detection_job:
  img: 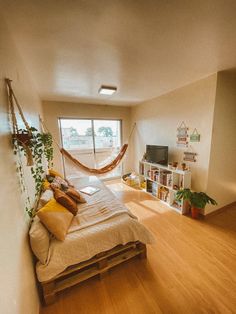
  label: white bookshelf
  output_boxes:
[139,161,191,214]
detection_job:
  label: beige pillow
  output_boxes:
[37,189,54,210]
[37,198,73,241]
[29,216,50,264]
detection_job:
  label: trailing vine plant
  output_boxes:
[13,126,53,217]
[13,139,32,217]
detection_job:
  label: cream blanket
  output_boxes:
[36,177,154,282]
[69,181,136,233]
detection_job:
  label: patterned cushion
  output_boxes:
[51,176,69,190]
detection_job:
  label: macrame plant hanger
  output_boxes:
[5,78,34,166]
[39,116,136,175]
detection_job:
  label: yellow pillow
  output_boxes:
[49,169,64,178]
[37,198,73,241]
[42,179,51,191]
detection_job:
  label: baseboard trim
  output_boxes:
[204,201,236,218]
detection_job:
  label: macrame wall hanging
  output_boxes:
[183,146,197,162]
[177,121,189,147]
[190,128,200,142]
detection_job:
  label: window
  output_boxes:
[59,118,122,179]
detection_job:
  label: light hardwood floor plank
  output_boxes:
[40,180,236,314]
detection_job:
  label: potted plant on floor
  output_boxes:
[176,188,217,218]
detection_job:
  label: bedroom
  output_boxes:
[0,1,236,314]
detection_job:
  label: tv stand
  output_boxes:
[139,161,191,214]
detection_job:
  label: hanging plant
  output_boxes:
[6,78,54,217]
[12,126,54,216]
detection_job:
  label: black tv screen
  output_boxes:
[146,145,168,165]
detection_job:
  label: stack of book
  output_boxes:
[159,171,172,186]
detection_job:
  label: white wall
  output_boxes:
[42,101,132,176]
[206,71,236,214]
[0,17,41,314]
[130,75,217,192]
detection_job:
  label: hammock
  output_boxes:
[60,144,128,174]
[40,117,135,175]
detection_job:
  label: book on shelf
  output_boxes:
[147,169,159,181]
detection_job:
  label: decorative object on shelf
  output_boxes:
[142,152,147,161]
[190,128,200,142]
[176,188,217,219]
[183,146,197,162]
[181,162,187,171]
[172,161,178,169]
[177,121,189,147]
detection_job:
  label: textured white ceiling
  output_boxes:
[2,0,236,105]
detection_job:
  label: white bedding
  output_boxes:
[36,176,154,282]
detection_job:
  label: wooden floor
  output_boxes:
[40,180,236,314]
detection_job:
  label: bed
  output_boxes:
[30,176,154,304]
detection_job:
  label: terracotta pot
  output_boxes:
[191,207,201,219]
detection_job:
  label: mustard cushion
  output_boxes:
[42,179,51,191]
[49,169,64,178]
[37,198,73,241]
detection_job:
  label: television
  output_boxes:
[146,145,168,165]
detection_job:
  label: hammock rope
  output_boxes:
[39,116,136,174]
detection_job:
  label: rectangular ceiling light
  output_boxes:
[99,85,117,95]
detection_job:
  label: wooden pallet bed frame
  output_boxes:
[41,241,147,305]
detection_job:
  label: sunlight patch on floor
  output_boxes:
[139,200,171,214]
[107,182,137,192]
[125,201,157,219]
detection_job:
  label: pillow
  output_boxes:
[46,175,55,183]
[53,188,78,215]
[42,179,51,191]
[51,176,69,190]
[37,198,73,241]
[29,216,50,264]
[49,169,64,178]
[66,187,86,204]
[38,189,54,210]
